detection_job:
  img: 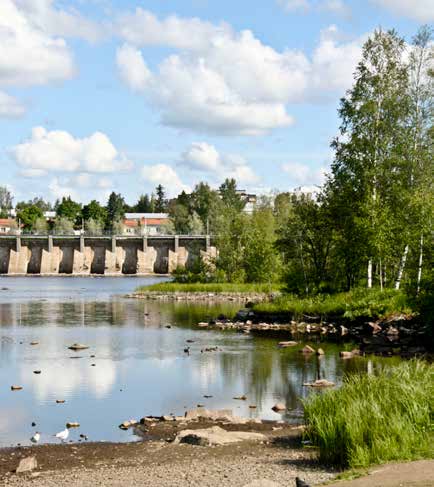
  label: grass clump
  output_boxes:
[303,360,434,468]
[136,282,284,294]
[254,288,411,320]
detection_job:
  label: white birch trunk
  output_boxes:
[379,258,383,291]
[417,235,424,294]
[395,244,409,290]
[367,259,372,289]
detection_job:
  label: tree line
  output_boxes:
[0,27,432,298]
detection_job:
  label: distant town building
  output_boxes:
[0,219,17,234]
[123,213,169,236]
[236,190,257,214]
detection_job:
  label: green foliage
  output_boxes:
[82,200,107,225]
[254,288,411,320]
[155,184,167,212]
[0,186,13,217]
[85,218,104,236]
[303,360,434,467]
[53,216,75,235]
[16,205,43,231]
[106,192,126,229]
[219,178,245,212]
[56,196,82,224]
[137,281,284,294]
[134,193,154,212]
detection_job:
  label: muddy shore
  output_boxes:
[0,421,337,487]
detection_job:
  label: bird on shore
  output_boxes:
[183,346,190,355]
[296,478,311,487]
[54,427,69,442]
[30,432,40,444]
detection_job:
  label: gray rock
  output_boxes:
[174,426,266,446]
[16,456,37,474]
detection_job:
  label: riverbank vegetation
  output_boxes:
[137,282,284,294]
[303,360,434,468]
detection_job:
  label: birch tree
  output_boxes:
[330,29,409,289]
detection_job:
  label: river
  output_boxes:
[0,276,399,447]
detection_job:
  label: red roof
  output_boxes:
[0,219,15,226]
[123,218,168,227]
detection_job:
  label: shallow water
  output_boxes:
[0,277,400,447]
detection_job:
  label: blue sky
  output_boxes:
[0,0,431,205]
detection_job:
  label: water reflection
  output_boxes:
[0,277,401,447]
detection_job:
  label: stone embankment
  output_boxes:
[127,291,275,302]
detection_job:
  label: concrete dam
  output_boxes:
[0,236,216,276]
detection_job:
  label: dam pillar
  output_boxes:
[8,237,30,274]
[40,236,61,274]
[137,236,157,274]
[104,236,125,275]
[72,236,92,274]
[200,236,217,269]
[168,235,188,272]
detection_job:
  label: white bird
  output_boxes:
[30,432,40,444]
[54,427,69,442]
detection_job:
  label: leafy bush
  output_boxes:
[303,360,434,467]
[136,281,284,294]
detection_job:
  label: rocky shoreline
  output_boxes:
[0,411,337,487]
[126,291,275,302]
[195,311,429,358]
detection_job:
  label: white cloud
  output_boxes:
[0,91,25,118]
[116,43,151,92]
[141,164,190,197]
[281,162,328,186]
[278,0,351,17]
[277,0,311,12]
[371,0,434,22]
[48,177,80,200]
[180,142,259,184]
[115,11,363,135]
[14,0,104,42]
[11,126,132,174]
[0,0,75,87]
[115,8,232,50]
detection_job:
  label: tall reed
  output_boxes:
[303,360,434,467]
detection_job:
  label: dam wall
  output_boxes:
[0,236,216,276]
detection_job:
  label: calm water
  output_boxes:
[0,277,397,447]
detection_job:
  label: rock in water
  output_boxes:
[278,341,297,348]
[68,343,89,351]
[316,348,325,355]
[300,345,315,354]
[296,478,311,487]
[11,385,22,391]
[16,456,37,474]
[340,351,353,359]
[272,403,286,412]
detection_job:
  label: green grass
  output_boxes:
[136,281,284,294]
[253,288,412,320]
[303,360,434,468]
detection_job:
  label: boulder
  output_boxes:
[278,341,297,348]
[272,403,286,412]
[16,456,37,474]
[174,426,266,446]
[316,348,325,355]
[340,351,354,359]
[300,345,315,354]
[197,322,209,328]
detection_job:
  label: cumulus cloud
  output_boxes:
[278,0,351,18]
[180,142,259,184]
[0,91,25,118]
[14,0,104,42]
[115,10,363,135]
[0,0,75,87]
[11,126,132,175]
[281,162,328,187]
[141,164,190,197]
[371,0,434,22]
[116,43,151,92]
